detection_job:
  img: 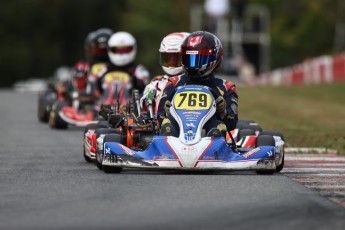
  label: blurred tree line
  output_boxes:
[0,0,344,87]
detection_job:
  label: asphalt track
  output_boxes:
[1,90,345,230]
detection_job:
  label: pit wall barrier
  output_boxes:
[256,53,345,86]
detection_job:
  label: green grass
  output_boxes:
[237,83,345,155]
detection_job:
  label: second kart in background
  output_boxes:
[83,31,150,162]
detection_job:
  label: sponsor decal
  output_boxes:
[186,123,196,128]
[267,151,273,157]
[242,148,260,159]
[105,147,111,155]
[182,111,201,115]
[182,146,197,152]
[184,130,196,141]
[231,103,238,115]
[86,139,92,146]
[153,155,175,160]
[186,50,199,55]
[120,145,136,156]
[187,35,203,47]
[202,156,216,160]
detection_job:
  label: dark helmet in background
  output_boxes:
[181,31,223,78]
[84,28,113,63]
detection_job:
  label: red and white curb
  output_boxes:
[282,152,345,208]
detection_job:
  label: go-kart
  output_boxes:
[37,79,70,123]
[99,85,285,174]
[49,72,131,129]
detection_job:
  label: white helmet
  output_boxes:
[159,32,190,76]
[107,31,137,66]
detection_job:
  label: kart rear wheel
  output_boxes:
[236,120,257,129]
[255,135,275,175]
[260,130,285,141]
[239,124,263,133]
[237,129,255,141]
[261,131,285,172]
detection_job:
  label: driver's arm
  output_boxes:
[222,84,238,131]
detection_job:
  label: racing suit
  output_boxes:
[97,62,149,97]
[97,62,150,122]
[157,73,238,136]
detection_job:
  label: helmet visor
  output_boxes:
[182,54,212,68]
[181,49,215,67]
[109,46,134,54]
[160,52,182,68]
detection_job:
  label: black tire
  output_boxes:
[260,130,285,172]
[240,124,263,133]
[38,89,57,123]
[98,134,123,173]
[95,128,121,138]
[49,101,68,129]
[236,119,256,129]
[95,150,103,170]
[260,130,285,141]
[94,128,121,167]
[83,123,108,135]
[237,129,255,141]
[38,97,49,122]
[276,154,285,173]
[98,120,109,127]
[255,135,275,175]
[103,165,123,173]
[83,147,93,163]
[103,133,122,144]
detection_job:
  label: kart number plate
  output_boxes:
[91,63,106,75]
[174,91,212,110]
[104,71,130,83]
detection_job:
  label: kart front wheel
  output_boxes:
[83,146,93,163]
[49,101,68,129]
[260,131,285,172]
[255,135,275,175]
[101,134,123,173]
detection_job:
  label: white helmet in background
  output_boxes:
[107,31,137,66]
[159,32,190,76]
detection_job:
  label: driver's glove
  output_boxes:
[215,96,227,120]
[164,100,172,117]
